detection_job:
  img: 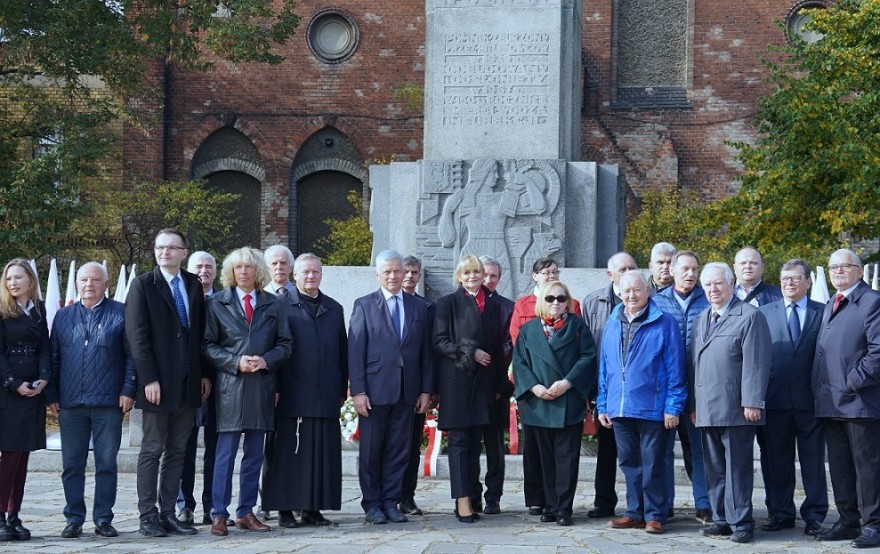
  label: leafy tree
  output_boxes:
[723,0,880,262]
[0,0,299,259]
[318,190,373,266]
[59,179,240,271]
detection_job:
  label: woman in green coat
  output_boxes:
[513,281,597,526]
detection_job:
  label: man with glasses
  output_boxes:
[581,252,638,519]
[812,249,880,548]
[757,259,827,536]
[126,229,210,537]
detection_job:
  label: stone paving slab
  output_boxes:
[0,471,849,554]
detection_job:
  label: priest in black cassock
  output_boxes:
[261,253,349,528]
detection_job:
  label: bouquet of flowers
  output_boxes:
[339,397,359,442]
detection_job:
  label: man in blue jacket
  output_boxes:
[597,271,686,535]
[48,262,137,539]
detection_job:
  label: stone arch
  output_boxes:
[191,127,265,253]
[289,127,367,257]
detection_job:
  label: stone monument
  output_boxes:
[369,0,624,299]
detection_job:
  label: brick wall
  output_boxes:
[122,0,794,242]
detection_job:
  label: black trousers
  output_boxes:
[137,406,194,518]
[471,424,505,504]
[447,426,483,500]
[593,420,618,510]
[521,423,545,508]
[534,423,581,516]
[357,400,414,512]
[764,409,828,523]
[179,400,218,515]
[401,412,427,503]
[822,418,880,529]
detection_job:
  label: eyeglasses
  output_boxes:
[544,295,568,304]
[828,263,860,272]
[780,276,806,284]
[538,270,560,277]
[154,245,186,252]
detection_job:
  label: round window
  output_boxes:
[307,10,359,63]
[785,1,832,45]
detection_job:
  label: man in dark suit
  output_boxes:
[758,259,827,536]
[348,250,434,525]
[692,262,771,544]
[473,255,515,515]
[398,255,436,517]
[812,249,880,549]
[126,228,210,537]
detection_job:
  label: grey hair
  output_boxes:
[264,244,295,266]
[479,255,502,274]
[375,249,403,272]
[701,262,735,283]
[403,255,422,271]
[77,261,109,282]
[607,252,637,272]
[651,242,677,260]
[294,252,322,272]
[830,248,862,267]
[187,251,216,272]
[619,270,647,288]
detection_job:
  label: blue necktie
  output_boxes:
[788,304,801,344]
[390,295,402,340]
[171,275,190,331]
[707,312,719,335]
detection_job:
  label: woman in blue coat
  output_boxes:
[513,281,596,527]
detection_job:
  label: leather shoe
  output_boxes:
[610,516,646,529]
[278,511,299,528]
[645,520,664,534]
[817,522,861,541]
[701,522,733,537]
[557,513,573,527]
[0,522,13,541]
[6,516,30,541]
[210,515,228,537]
[761,516,795,532]
[61,522,83,539]
[94,522,118,537]
[540,513,557,523]
[383,506,408,523]
[483,501,500,515]
[528,506,544,516]
[804,520,824,536]
[236,513,271,532]
[398,499,423,516]
[852,527,880,549]
[730,530,754,543]
[365,506,387,525]
[177,508,194,525]
[161,513,197,535]
[695,508,713,524]
[588,506,615,518]
[301,510,333,526]
[139,515,167,537]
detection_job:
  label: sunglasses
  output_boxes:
[544,295,568,304]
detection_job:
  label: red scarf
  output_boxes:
[465,287,486,314]
[542,313,567,339]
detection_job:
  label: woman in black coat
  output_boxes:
[0,259,50,541]
[202,247,293,535]
[433,255,509,523]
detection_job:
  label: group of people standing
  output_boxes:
[0,231,878,550]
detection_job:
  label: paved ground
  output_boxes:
[5,469,852,553]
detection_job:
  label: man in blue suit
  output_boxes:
[758,259,827,536]
[348,250,434,525]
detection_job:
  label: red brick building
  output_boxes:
[122,0,829,254]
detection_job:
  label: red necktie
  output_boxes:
[832,293,844,314]
[244,294,254,324]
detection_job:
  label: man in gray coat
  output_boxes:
[691,262,771,544]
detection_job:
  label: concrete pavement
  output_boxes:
[6,465,849,553]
